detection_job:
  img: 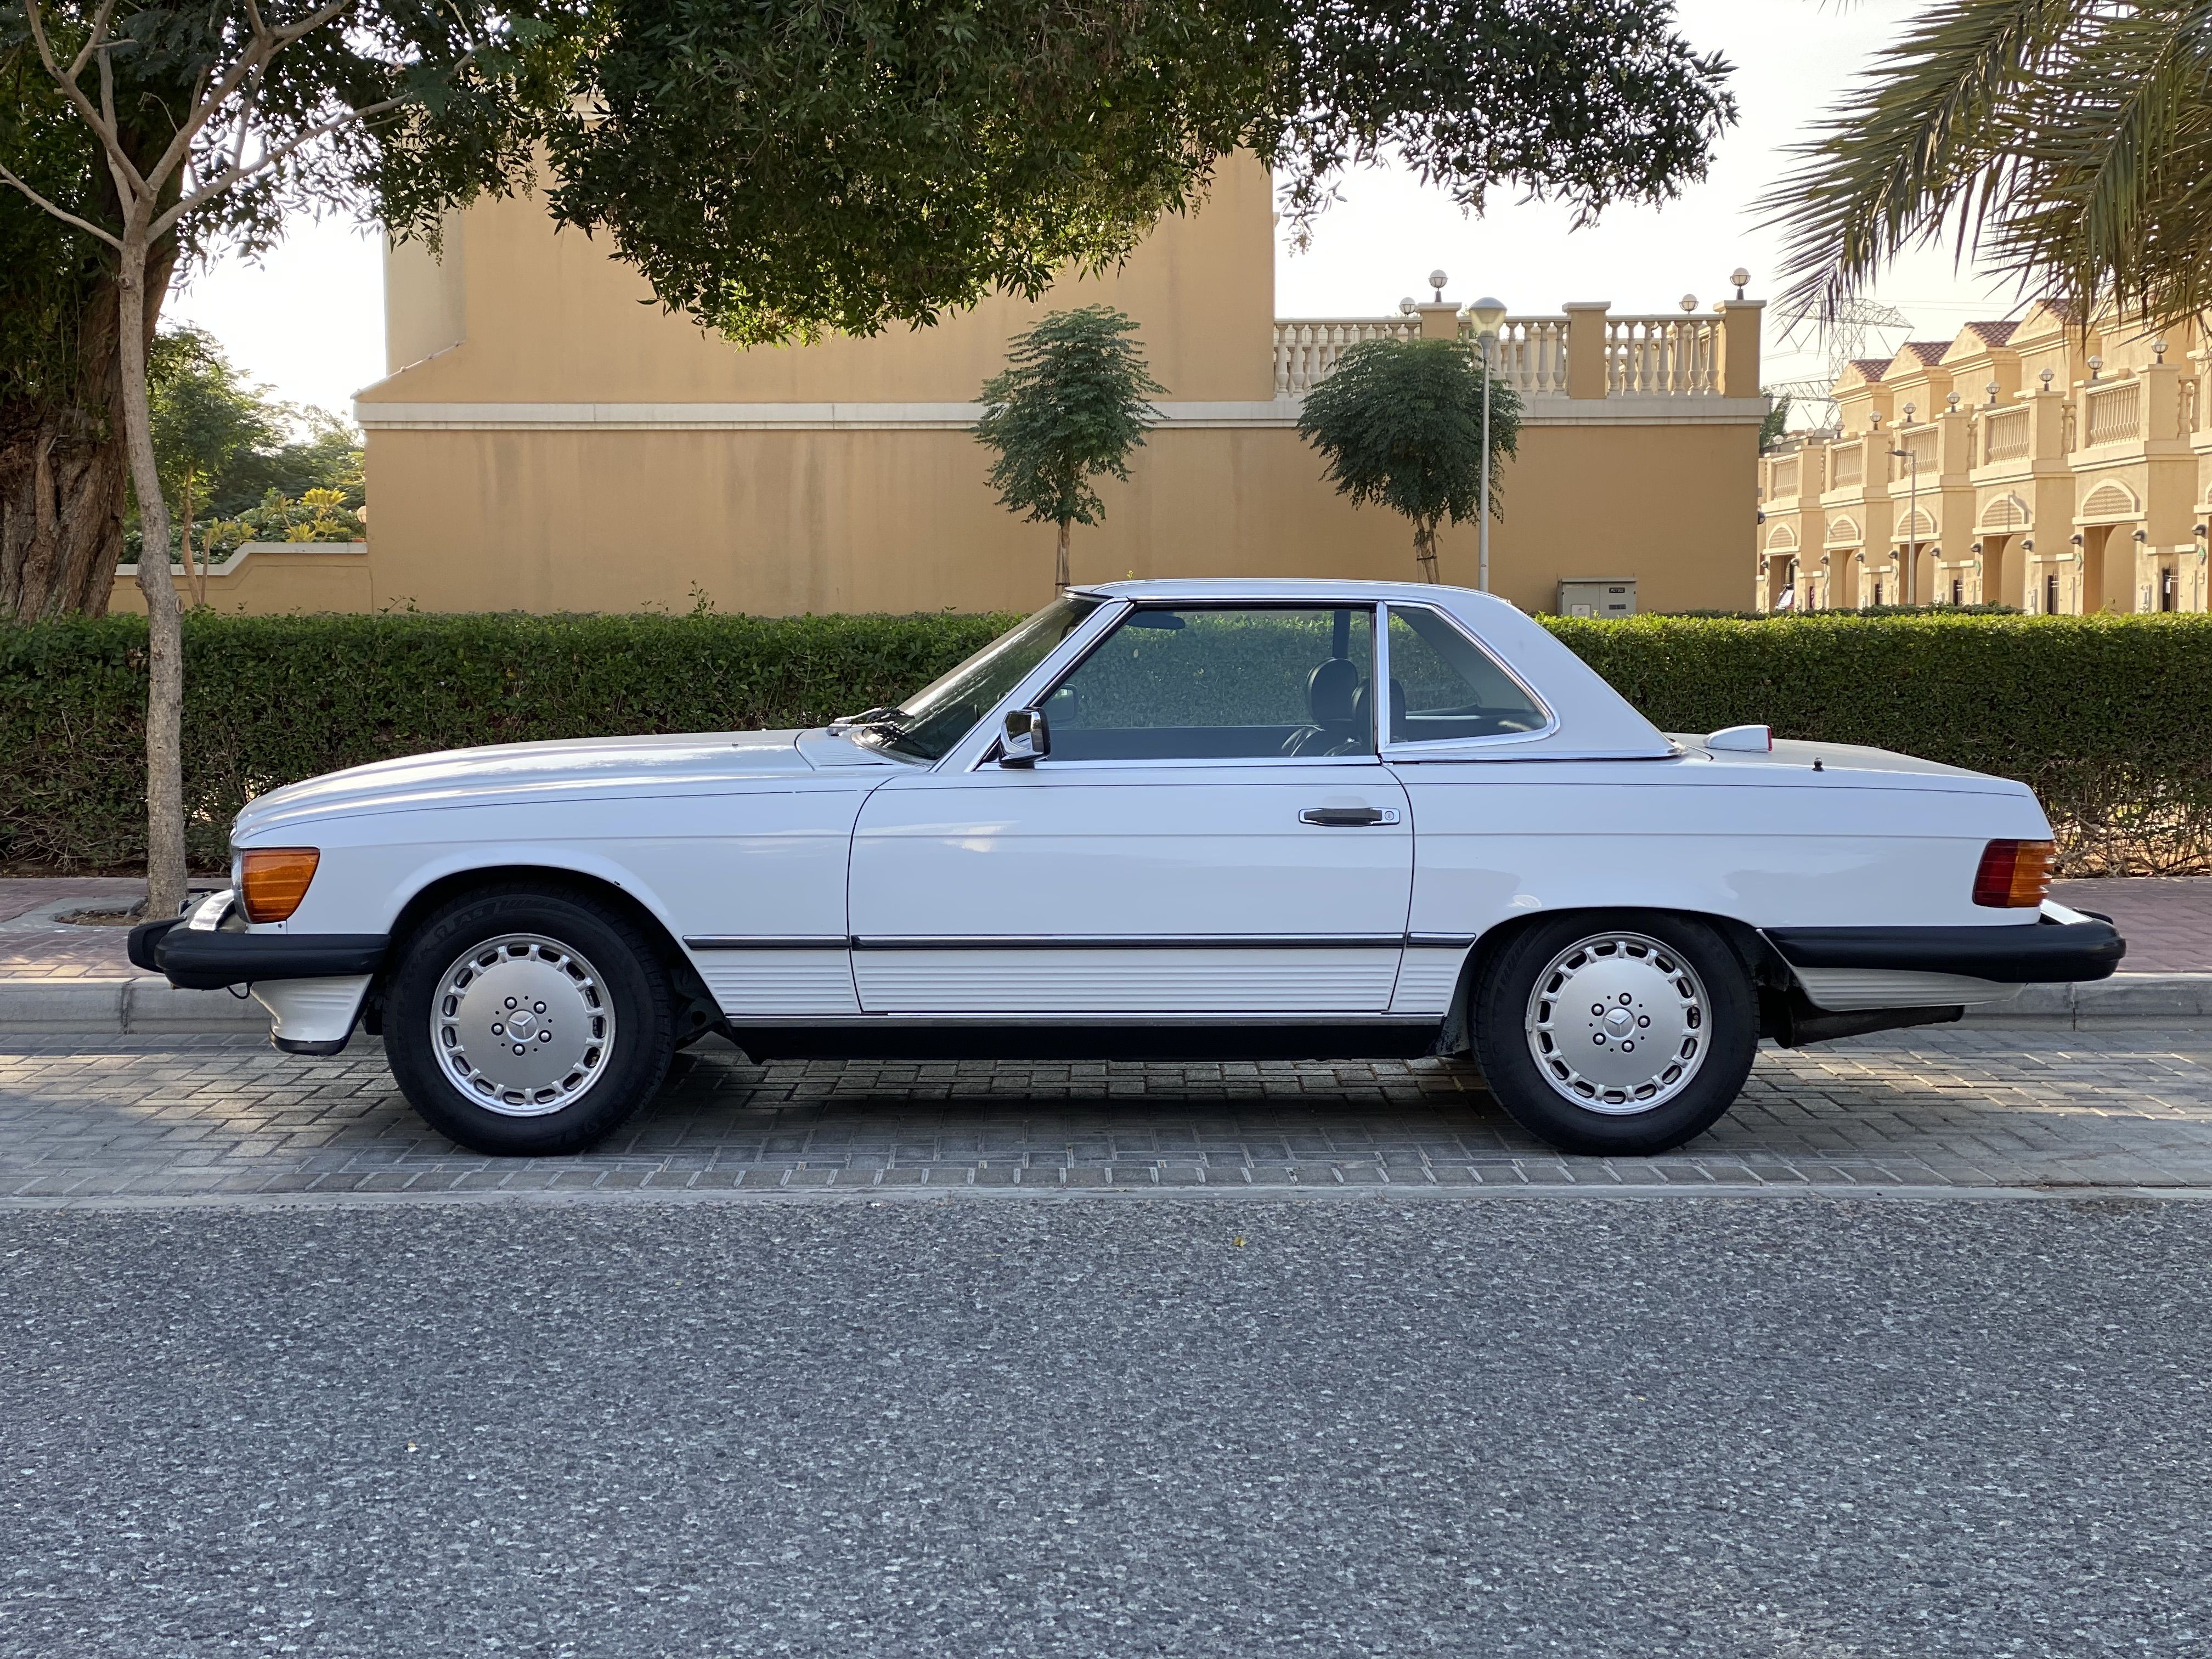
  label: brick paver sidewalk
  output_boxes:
[4,1027,2211,1200]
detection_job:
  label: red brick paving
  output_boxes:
[2050,878,2212,973]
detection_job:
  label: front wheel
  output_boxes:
[384,887,676,1155]
[1472,915,1757,1156]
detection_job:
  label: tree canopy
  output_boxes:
[1296,337,1521,583]
[140,325,362,556]
[1758,0,2212,332]
[549,0,1736,345]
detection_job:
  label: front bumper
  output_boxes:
[127,894,388,1057]
[128,915,388,990]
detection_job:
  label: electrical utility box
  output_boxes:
[1557,579,1637,619]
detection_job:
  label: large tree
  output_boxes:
[1759,0,2212,331]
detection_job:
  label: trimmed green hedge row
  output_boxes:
[4,610,2205,874]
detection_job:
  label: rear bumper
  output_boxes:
[1765,909,2125,986]
[128,916,388,991]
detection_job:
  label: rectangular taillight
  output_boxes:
[1972,839,2053,909]
[238,847,320,922]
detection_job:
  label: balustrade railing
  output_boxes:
[1272,318,1419,396]
[1271,311,1728,399]
[1829,440,1864,489]
[1892,426,1936,480]
[1605,315,1719,396]
[2085,380,2141,446]
[1471,318,1571,397]
[1767,456,1799,500]
[1982,407,2029,462]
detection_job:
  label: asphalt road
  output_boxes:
[3,1195,2208,1657]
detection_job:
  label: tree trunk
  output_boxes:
[179,470,202,608]
[115,227,189,917]
[0,414,127,619]
[0,245,175,622]
[1055,520,1071,591]
[1414,522,1439,584]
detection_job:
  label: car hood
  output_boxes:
[232,727,891,837]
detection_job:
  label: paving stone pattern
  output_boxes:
[5,1029,2212,1200]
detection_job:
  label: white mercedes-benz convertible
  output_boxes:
[133,579,2123,1157]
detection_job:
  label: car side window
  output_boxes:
[1042,606,1376,761]
[1382,606,1549,744]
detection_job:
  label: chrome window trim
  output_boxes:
[1376,601,1560,755]
[994,752,1391,774]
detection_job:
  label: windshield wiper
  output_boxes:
[828,706,906,732]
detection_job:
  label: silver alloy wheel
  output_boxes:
[1524,931,1708,1115]
[432,933,616,1117]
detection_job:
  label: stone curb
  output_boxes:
[2,972,2209,1038]
[1959,973,2212,1028]
[0,977,267,1036]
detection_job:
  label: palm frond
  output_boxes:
[1757,0,2079,324]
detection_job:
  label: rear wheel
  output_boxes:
[385,887,675,1155]
[1472,914,1757,1155]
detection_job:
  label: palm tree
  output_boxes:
[1759,0,2212,332]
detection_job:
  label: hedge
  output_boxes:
[4,610,2206,875]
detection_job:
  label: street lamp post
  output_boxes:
[1468,296,1508,593]
[1889,400,1920,606]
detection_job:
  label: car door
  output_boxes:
[1375,600,1561,1018]
[848,603,1413,1015]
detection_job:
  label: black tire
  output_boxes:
[1472,912,1757,1156]
[384,885,676,1155]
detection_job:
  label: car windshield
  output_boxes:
[853,596,1102,762]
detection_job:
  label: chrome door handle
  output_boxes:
[1299,806,1401,826]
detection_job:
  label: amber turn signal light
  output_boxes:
[238,848,320,923]
[1972,839,2053,909]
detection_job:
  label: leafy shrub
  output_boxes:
[4,608,2207,874]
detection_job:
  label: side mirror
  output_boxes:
[1000,707,1050,768]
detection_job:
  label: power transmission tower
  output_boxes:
[1770,298,1915,431]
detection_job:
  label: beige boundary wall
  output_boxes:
[107,543,372,614]
[121,157,1767,617]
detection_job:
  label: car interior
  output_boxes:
[1034,602,1546,762]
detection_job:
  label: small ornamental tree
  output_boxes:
[974,307,1164,591]
[1297,338,1521,583]
[146,326,279,604]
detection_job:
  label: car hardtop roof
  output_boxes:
[1071,578,1519,611]
[1070,577,1674,761]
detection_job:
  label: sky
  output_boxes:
[165,0,2021,422]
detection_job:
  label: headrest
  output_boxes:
[1307,657,1361,725]
[1351,677,1406,740]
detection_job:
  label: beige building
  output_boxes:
[1759,302,2210,613]
[119,159,1769,618]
